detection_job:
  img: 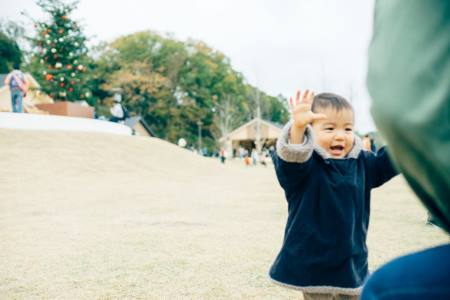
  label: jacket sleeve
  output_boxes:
[367,146,399,189]
[273,121,314,192]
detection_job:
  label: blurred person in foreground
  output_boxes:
[360,1,450,299]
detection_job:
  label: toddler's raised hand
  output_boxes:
[288,90,327,144]
[289,90,326,129]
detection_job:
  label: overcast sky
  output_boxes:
[1,0,377,132]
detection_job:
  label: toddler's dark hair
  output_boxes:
[312,93,353,113]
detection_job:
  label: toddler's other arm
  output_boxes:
[368,147,399,188]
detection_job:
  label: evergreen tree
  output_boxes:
[30,0,90,102]
[0,32,22,73]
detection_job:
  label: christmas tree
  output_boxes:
[31,0,90,102]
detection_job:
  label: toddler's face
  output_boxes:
[311,107,355,158]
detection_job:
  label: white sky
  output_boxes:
[0,0,376,132]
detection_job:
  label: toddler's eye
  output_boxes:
[325,127,334,131]
[345,128,353,132]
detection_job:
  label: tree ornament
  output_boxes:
[45,74,53,81]
[51,48,57,53]
[55,62,62,68]
[77,65,83,70]
[60,83,65,87]
[60,77,65,82]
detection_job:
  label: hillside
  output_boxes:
[0,129,447,299]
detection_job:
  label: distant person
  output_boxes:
[362,134,377,153]
[238,146,245,160]
[219,148,227,164]
[362,134,372,152]
[260,150,268,167]
[4,64,29,113]
[269,90,398,300]
[360,1,450,299]
[244,150,251,166]
[251,148,258,165]
[109,96,127,122]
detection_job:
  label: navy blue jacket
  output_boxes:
[269,124,398,293]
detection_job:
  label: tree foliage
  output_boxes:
[0,20,25,73]
[94,31,288,149]
[0,32,22,73]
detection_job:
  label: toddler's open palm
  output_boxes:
[289,90,326,128]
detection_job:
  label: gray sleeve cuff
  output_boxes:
[276,121,314,163]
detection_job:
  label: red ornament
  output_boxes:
[66,64,72,70]
[45,74,53,81]
[60,83,65,87]
[70,81,75,85]
[58,29,64,34]
[68,88,73,92]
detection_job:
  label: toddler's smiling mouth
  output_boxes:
[330,145,344,151]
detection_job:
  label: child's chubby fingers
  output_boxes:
[295,90,302,106]
[303,90,315,104]
[301,89,310,103]
[289,96,294,111]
